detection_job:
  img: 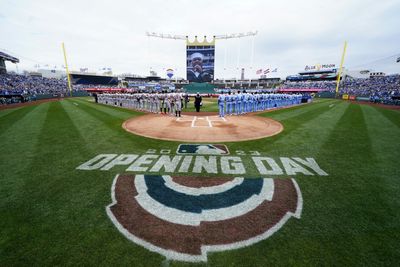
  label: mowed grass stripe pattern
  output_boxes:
[0,103,49,209]
[0,100,163,266]
[211,101,400,267]
[67,98,181,154]
[0,98,399,266]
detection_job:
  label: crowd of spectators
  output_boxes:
[280,80,337,91]
[73,84,121,90]
[74,83,176,92]
[0,73,76,105]
[1,72,399,106]
[340,75,400,104]
[0,73,69,95]
[280,75,400,105]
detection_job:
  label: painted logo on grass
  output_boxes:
[106,174,302,262]
[177,144,229,155]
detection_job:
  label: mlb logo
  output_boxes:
[177,144,229,155]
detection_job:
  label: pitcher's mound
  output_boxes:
[123,113,283,142]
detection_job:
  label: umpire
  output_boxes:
[194,92,202,112]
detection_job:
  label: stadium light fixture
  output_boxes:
[146,31,258,40]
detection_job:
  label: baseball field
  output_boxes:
[1,97,399,266]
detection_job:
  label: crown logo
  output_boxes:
[186,36,216,46]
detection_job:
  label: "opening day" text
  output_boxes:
[77,154,329,176]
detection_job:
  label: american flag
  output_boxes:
[264,69,270,74]
[256,69,262,74]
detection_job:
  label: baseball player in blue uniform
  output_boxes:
[237,91,244,115]
[231,91,237,115]
[266,93,272,109]
[251,93,255,112]
[226,92,232,115]
[243,92,249,113]
[218,92,226,117]
[259,93,264,110]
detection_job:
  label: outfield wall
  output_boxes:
[35,91,88,100]
[184,83,216,94]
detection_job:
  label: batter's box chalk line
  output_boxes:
[176,116,228,128]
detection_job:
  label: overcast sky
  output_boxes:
[1,0,399,79]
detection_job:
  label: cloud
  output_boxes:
[1,0,399,77]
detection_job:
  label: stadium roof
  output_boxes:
[0,51,19,63]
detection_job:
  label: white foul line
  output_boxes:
[191,116,197,128]
[206,116,213,128]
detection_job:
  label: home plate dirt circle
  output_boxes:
[122,113,283,142]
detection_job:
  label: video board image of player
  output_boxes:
[186,46,214,83]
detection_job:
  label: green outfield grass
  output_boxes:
[1,97,399,266]
[183,96,219,112]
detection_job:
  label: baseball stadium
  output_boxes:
[1,1,400,266]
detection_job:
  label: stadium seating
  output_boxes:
[279,75,400,105]
[0,73,87,104]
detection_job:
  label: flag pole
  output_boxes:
[62,42,73,97]
[335,41,347,97]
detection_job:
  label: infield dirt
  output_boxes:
[122,113,284,142]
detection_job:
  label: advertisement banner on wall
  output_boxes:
[304,64,336,72]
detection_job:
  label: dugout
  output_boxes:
[0,93,32,105]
